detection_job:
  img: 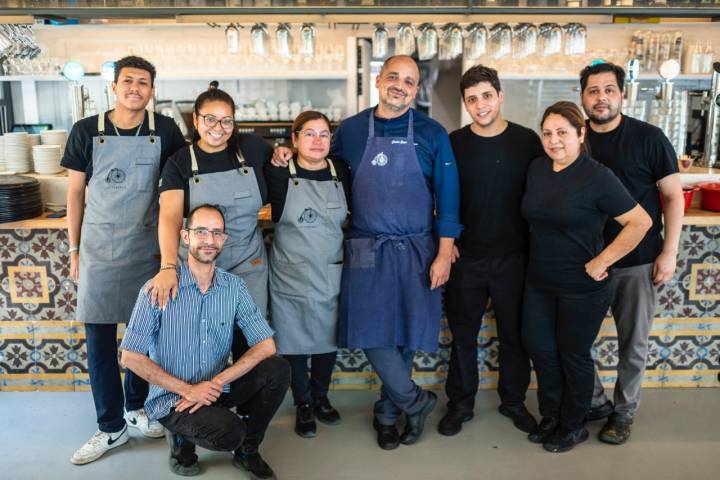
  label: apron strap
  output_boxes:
[327,158,339,188]
[189,145,200,184]
[289,159,299,186]
[407,109,414,140]
[97,112,106,142]
[235,148,250,176]
[368,108,375,139]
[148,110,156,143]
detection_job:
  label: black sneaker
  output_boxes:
[313,396,341,425]
[165,430,200,476]
[372,418,400,451]
[294,403,317,438]
[399,391,437,445]
[232,452,276,480]
[599,415,633,445]
[437,410,474,436]
[498,404,538,433]
[586,400,614,422]
[528,417,560,444]
[542,427,589,453]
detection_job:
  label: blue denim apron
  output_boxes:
[338,109,441,352]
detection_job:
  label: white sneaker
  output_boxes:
[124,408,165,438]
[70,426,129,465]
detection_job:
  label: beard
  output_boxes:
[586,103,621,125]
[189,244,220,264]
[382,88,409,112]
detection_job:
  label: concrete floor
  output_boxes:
[1,389,719,480]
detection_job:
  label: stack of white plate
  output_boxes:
[40,130,68,152]
[32,145,63,174]
[0,136,5,172]
[28,133,41,146]
[4,132,31,173]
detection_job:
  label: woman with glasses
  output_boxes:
[520,101,651,453]
[265,111,351,439]
[147,83,273,364]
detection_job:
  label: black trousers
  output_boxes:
[521,281,610,430]
[158,356,290,458]
[85,322,148,433]
[444,252,531,412]
[284,351,338,406]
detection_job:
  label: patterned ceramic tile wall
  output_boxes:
[1,225,718,391]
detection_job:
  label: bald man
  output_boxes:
[274,55,462,449]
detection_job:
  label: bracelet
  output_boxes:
[159,265,177,272]
[68,246,79,254]
[160,263,176,269]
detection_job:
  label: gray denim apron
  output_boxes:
[77,110,162,324]
[269,159,347,354]
[178,143,268,314]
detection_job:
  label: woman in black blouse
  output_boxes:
[521,101,651,453]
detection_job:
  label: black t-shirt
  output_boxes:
[61,110,187,183]
[521,154,637,293]
[450,122,544,258]
[264,158,352,223]
[587,115,678,268]
[159,134,272,216]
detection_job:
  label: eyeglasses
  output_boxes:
[185,227,228,241]
[198,114,235,130]
[296,129,332,141]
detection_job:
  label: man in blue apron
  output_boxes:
[62,56,186,465]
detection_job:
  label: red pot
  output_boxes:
[699,182,720,212]
[659,186,698,213]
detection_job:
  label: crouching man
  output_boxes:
[121,203,290,478]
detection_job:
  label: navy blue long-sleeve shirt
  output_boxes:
[329,107,462,238]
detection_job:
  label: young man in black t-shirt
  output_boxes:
[579,62,683,445]
[438,65,544,437]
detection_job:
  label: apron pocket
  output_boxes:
[135,161,157,192]
[81,222,114,261]
[271,261,307,298]
[344,238,375,268]
[326,263,343,296]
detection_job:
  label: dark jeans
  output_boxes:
[85,322,148,433]
[159,356,290,458]
[284,351,337,406]
[444,252,530,413]
[521,281,610,430]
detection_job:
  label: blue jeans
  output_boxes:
[364,346,430,426]
[85,322,148,433]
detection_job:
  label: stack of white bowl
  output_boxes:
[40,130,68,152]
[4,132,31,173]
[32,145,63,174]
[0,136,5,171]
[28,133,41,147]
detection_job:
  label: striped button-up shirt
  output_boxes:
[120,261,274,420]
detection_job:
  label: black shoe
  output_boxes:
[165,430,200,476]
[372,417,400,450]
[232,452,276,480]
[437,410,474,436]
[528,417,560,444]
[598,415,633,445]
[498,404,539,434]
[586,400,614,422]
[294,403,317,438]
[542,427,589,453]
[313,396,341,425]
[400,391,438,445]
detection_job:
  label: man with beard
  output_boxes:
[579,62,683,445]
[438,65,544,437]
[63,56,187,465]
[273,54,462,450]
[121,204,290,478]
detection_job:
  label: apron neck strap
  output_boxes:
[407,109,414,140]
[235,148,249,176]
[289,159,299,186]
[97,112,106,137]
[327,158,339,188]
[189,144,200,184]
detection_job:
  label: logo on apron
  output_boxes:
[106,168,127,186]
[298,207,319,224]
[370,152,388,167]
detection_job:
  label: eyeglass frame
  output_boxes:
[184,227,229,241]
[295,128,332,141]
[197,113,235,130]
